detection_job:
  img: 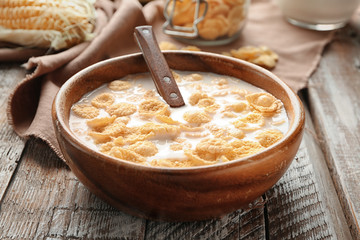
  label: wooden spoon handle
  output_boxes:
[134,25,185,107]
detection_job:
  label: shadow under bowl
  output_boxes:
[52,51,305,221]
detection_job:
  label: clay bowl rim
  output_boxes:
[53,51,305,174]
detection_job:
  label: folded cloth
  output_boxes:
[3,0,333,161]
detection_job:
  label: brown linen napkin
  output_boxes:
[5,0,147,160]
[3,0,334,161]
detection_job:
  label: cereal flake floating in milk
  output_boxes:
[69,71,289,168]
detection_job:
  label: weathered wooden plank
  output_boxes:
[308,25,360,239]
[0,138,146,239]
[0,32,357,239]
[142,104,350,239]
[301,95,353,240]
[266,100,352,239]
[144,198,265,240]
[0,92,350,239]
[238,200,266,240]
[0,63,26,202]
[266,141,334,239]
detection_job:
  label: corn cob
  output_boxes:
[0,0,96,50]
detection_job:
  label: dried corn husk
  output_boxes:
[0,0,96,50]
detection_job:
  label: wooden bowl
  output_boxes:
[52,51,305,221]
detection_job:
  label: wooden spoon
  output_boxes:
[134,25,185,107]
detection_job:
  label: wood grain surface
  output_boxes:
[0,25,358,239]
[0,64,26,203]
[308,25,360,239]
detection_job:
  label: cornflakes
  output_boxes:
[151,158,194,168]
[231,128,245,139]
[209,2,230,17]
[198,15,230,40]
[91,93,115,108]
[246,92,282,114]
[106,103,137,117]
[272,119,286,126]
[115,116,130,125]
[125,132,155,145]
[159,41,178,51]
[86,116,116,131]
[88,131,111,144]
[138,123,181,139]
[184,73,203,81]
[205,124,231,139]
[203,104,220,113]
[226,101,248,112]
[180,125,205,132]
[193,138,234,161]
[158,44,278,70]
[189,92,209,105]
[252,55,278,70]
[172,70,182,83]
[69,70,288,168]
[185,132,210,138]
[126,95,142,102]
[155,115,181,125]
[255,129,284,148]
[227,46,279,69]
[197,138,231,155]
[128,141,158,157]
[158,41,201,52]
[102,121,127,137]
[170,143,183,151]
[214,78,229,86]
[231,140,264,158]
[232,113,265,131]
[144,90,157,99]
[109,147,145,163]
[240,112,264,125]
[108,80,132,91]
[231,89,249,99]
[174,138,187,143]
[98,137,123,154]
[222,112,237,118]
[139,99,170,116]
[168,0,198,26]
[72,104,99,119]
[99,142,114,153]
[211,90,228,97]
[165,0,247,40]
[113,136,125,146]
[184,150,217,166]
[227,4,245,36]
[198,97,216,108]
[183,110,212,124]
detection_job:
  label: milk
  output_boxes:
[69,71,289,166]
[275,0,360,30]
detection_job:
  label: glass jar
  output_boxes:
[163,0,250,46]
[276,0,360,31]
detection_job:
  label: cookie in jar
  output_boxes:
[163,0,250,46]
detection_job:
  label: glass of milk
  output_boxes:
[275,0,360,31]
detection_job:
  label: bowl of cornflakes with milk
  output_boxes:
[52,48,305,221]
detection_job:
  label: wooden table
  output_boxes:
[1,24,359,240]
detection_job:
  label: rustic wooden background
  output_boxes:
[0,19,359,240]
